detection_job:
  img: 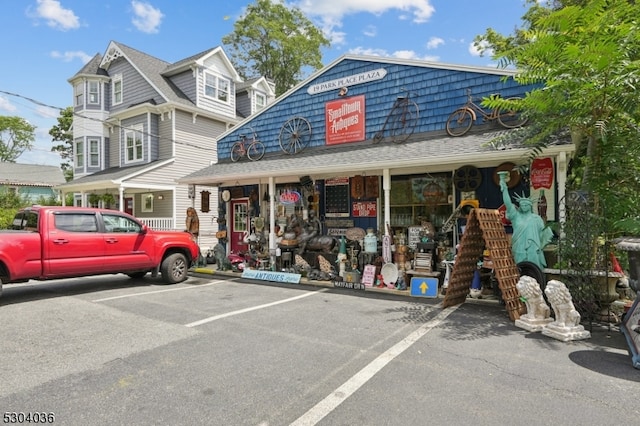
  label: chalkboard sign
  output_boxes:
[325,177,350,217]
[362,264,377,287]
[408,226,422,249]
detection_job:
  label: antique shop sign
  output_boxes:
[307,68,387,95]
[242,269,301,284]
[325,95,366,145]
[352,201,377,217]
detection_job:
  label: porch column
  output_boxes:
[269,177,276,262]
[556,151,568,234]
[383,168,391,236]
[119,186,125,212]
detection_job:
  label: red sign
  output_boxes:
[325,95,366,145]
[531,157,554,189]
[498,204,511,225]
[352,201,377,217]
[279,190,301,204]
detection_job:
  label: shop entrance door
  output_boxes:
[230,198,249,253]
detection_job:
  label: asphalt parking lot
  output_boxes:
[1,273,639,425]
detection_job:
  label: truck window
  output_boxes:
[11,211,38,231]
[102,213,142,233]
[54,214,98,233]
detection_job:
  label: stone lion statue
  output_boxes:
[545,279,581,328]
[516,275,550,321]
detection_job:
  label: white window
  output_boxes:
[255,92,266,110]
[125,126,143,162]
[204,72,230,103]
[74,83,83,106]
[88,81,99,104]
[88,138,100,167]
[75,141,84,168]
[112,75,123,105]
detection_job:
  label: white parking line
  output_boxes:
[289,303,460,426]
[185,288,329,327]
[92,279,228,302]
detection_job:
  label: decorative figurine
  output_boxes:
[514,275,553,332]
[542,280,591,341]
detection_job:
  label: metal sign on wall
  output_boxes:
[325,95,366,145]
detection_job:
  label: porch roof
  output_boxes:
[179,128,575,187]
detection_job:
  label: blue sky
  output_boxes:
[0,0,531,167]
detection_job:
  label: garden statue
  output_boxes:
[286,212,336,254]
[542,280,591,341]
[213,242,232,271]
[499,171,553,270]
[514,275,553,332]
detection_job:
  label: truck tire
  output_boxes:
[161,253,189,284]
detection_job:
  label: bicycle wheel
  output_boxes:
[230,142,244,162]
[497,97,528,129]
[247,140,265,161]
[446,108,473,137]
[279,117,312,154]
[388,100,419,144]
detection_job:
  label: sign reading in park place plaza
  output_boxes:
[307,68,388,95]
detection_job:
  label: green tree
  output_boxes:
[0,116,36,162]
[49,106,74,181]
[222,0,330,96]
[475,0,640,236]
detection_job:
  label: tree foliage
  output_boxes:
[475,0,640,236]
[222,0,330,96]
[49,106,74,181]
[0,116,36,162]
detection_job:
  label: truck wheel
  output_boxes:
[161,253,189,284]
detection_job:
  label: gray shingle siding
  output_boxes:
[170,70,197,103]
[108,57,165,113]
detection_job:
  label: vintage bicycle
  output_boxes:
[230,126,265,162]
[445,89,528,137]
[373,89,419,144]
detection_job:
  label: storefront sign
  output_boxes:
[325,95,366,145]
[333,278,366,290]
[531,157,554,189]
[307,68,387,95]
[279,190,301,204]
[241,269,301,284]
[352,201,377,217]
[361,265,377,287]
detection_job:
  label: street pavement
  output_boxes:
[1,272,638,425]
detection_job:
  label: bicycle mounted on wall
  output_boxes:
[373,88,420,144]
[230,126,265,162]
[445,89,528,137]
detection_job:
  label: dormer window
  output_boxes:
[204,71,230,103]
[112,75,123,105]
[88,81,100,105]
[255,92,266,110]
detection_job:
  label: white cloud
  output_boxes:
[363,25,377,37]
[131,1,164,34]
[0,96,18,113]
[426,36,444,50]
[31,0,80,31]
[50,50,93,64]
[469,40,492,57]
[294,0,435,39]
[347,47,438,62]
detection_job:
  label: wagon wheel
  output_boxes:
[279,117,312,154]
[453,165,482,192]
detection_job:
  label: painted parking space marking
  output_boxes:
[185,288,329,328]
[92,279,228,302]
[290,303,460,426]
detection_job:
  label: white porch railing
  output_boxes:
[140,217,176,231]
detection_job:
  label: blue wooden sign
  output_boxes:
[242,269,301,284]
[410,277,438,298]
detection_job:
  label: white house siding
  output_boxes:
[108,58,166,114]
[73,109,109,176]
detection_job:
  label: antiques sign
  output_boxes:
[307,68,387,95]
[325,95,365,145]
[352,201,377,217]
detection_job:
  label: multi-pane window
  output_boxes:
[88,81,99,104]
[88,138,100,167]
[74,83,83,106]
[255,92,266,110]
[75,140,84,168]
[204,72,230,103]
[125,126,143,162]
[112,75,123,105]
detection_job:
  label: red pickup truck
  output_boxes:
[0,206,200,296]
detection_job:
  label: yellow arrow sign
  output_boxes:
[420,281,429,294]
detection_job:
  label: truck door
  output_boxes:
[101,212,155,271]
[44,212,107,277]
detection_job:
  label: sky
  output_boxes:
[0,0,533,167]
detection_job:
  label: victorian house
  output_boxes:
[57,41,275,250]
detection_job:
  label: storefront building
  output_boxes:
[181,55,574,272]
